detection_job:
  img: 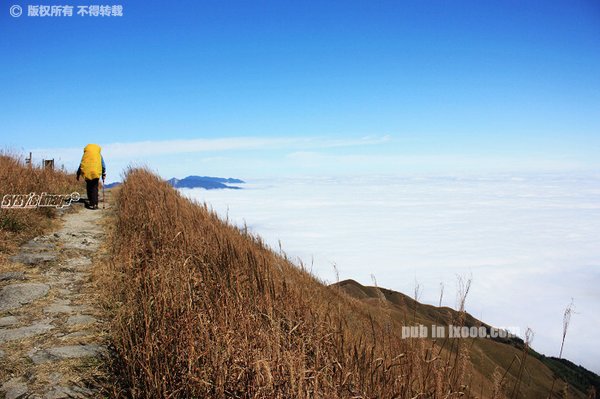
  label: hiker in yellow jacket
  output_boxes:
[76,144,106,210]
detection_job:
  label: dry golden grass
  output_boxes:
[105,168,475,398]
[0,153,83,254]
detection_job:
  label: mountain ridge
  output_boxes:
[104,175,245,190]
[334,278,600,397]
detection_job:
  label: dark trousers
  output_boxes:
[86,178,99,207]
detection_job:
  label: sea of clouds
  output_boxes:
[181,174,600,373]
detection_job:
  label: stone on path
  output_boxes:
[0,283,50,311]
[43,301,75,314]
[9,252,57,266]
[61,257,92,271]
[61,233,100,251]
[66,314,96,326]
[28,345,103,364]
[8,239,57,267]
[20,240,56,251]
[60,330,93,340]
[0,315,19,327]
[43,299,90,315]
[0,377,28,399]
[43,385,93,399]
[0,321,54,343]
[0,271,26,281]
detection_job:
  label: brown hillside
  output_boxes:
[335,279,596,399]
[103,168,596,398]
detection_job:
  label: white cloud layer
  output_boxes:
[182,174,600,374]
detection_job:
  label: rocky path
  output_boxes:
[0,199,110,398]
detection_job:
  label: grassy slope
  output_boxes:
[106,168,596,398]
[336,279,598,398]
[107,169,478,398]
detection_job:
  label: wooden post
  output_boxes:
[43,159,55,170]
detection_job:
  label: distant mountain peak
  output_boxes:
[104,175,245,190]
[168,175,245,190]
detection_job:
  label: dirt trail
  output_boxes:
[0,195,112,398]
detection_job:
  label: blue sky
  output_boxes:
[1,0,599,178]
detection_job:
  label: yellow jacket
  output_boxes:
[78,144,105,180]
